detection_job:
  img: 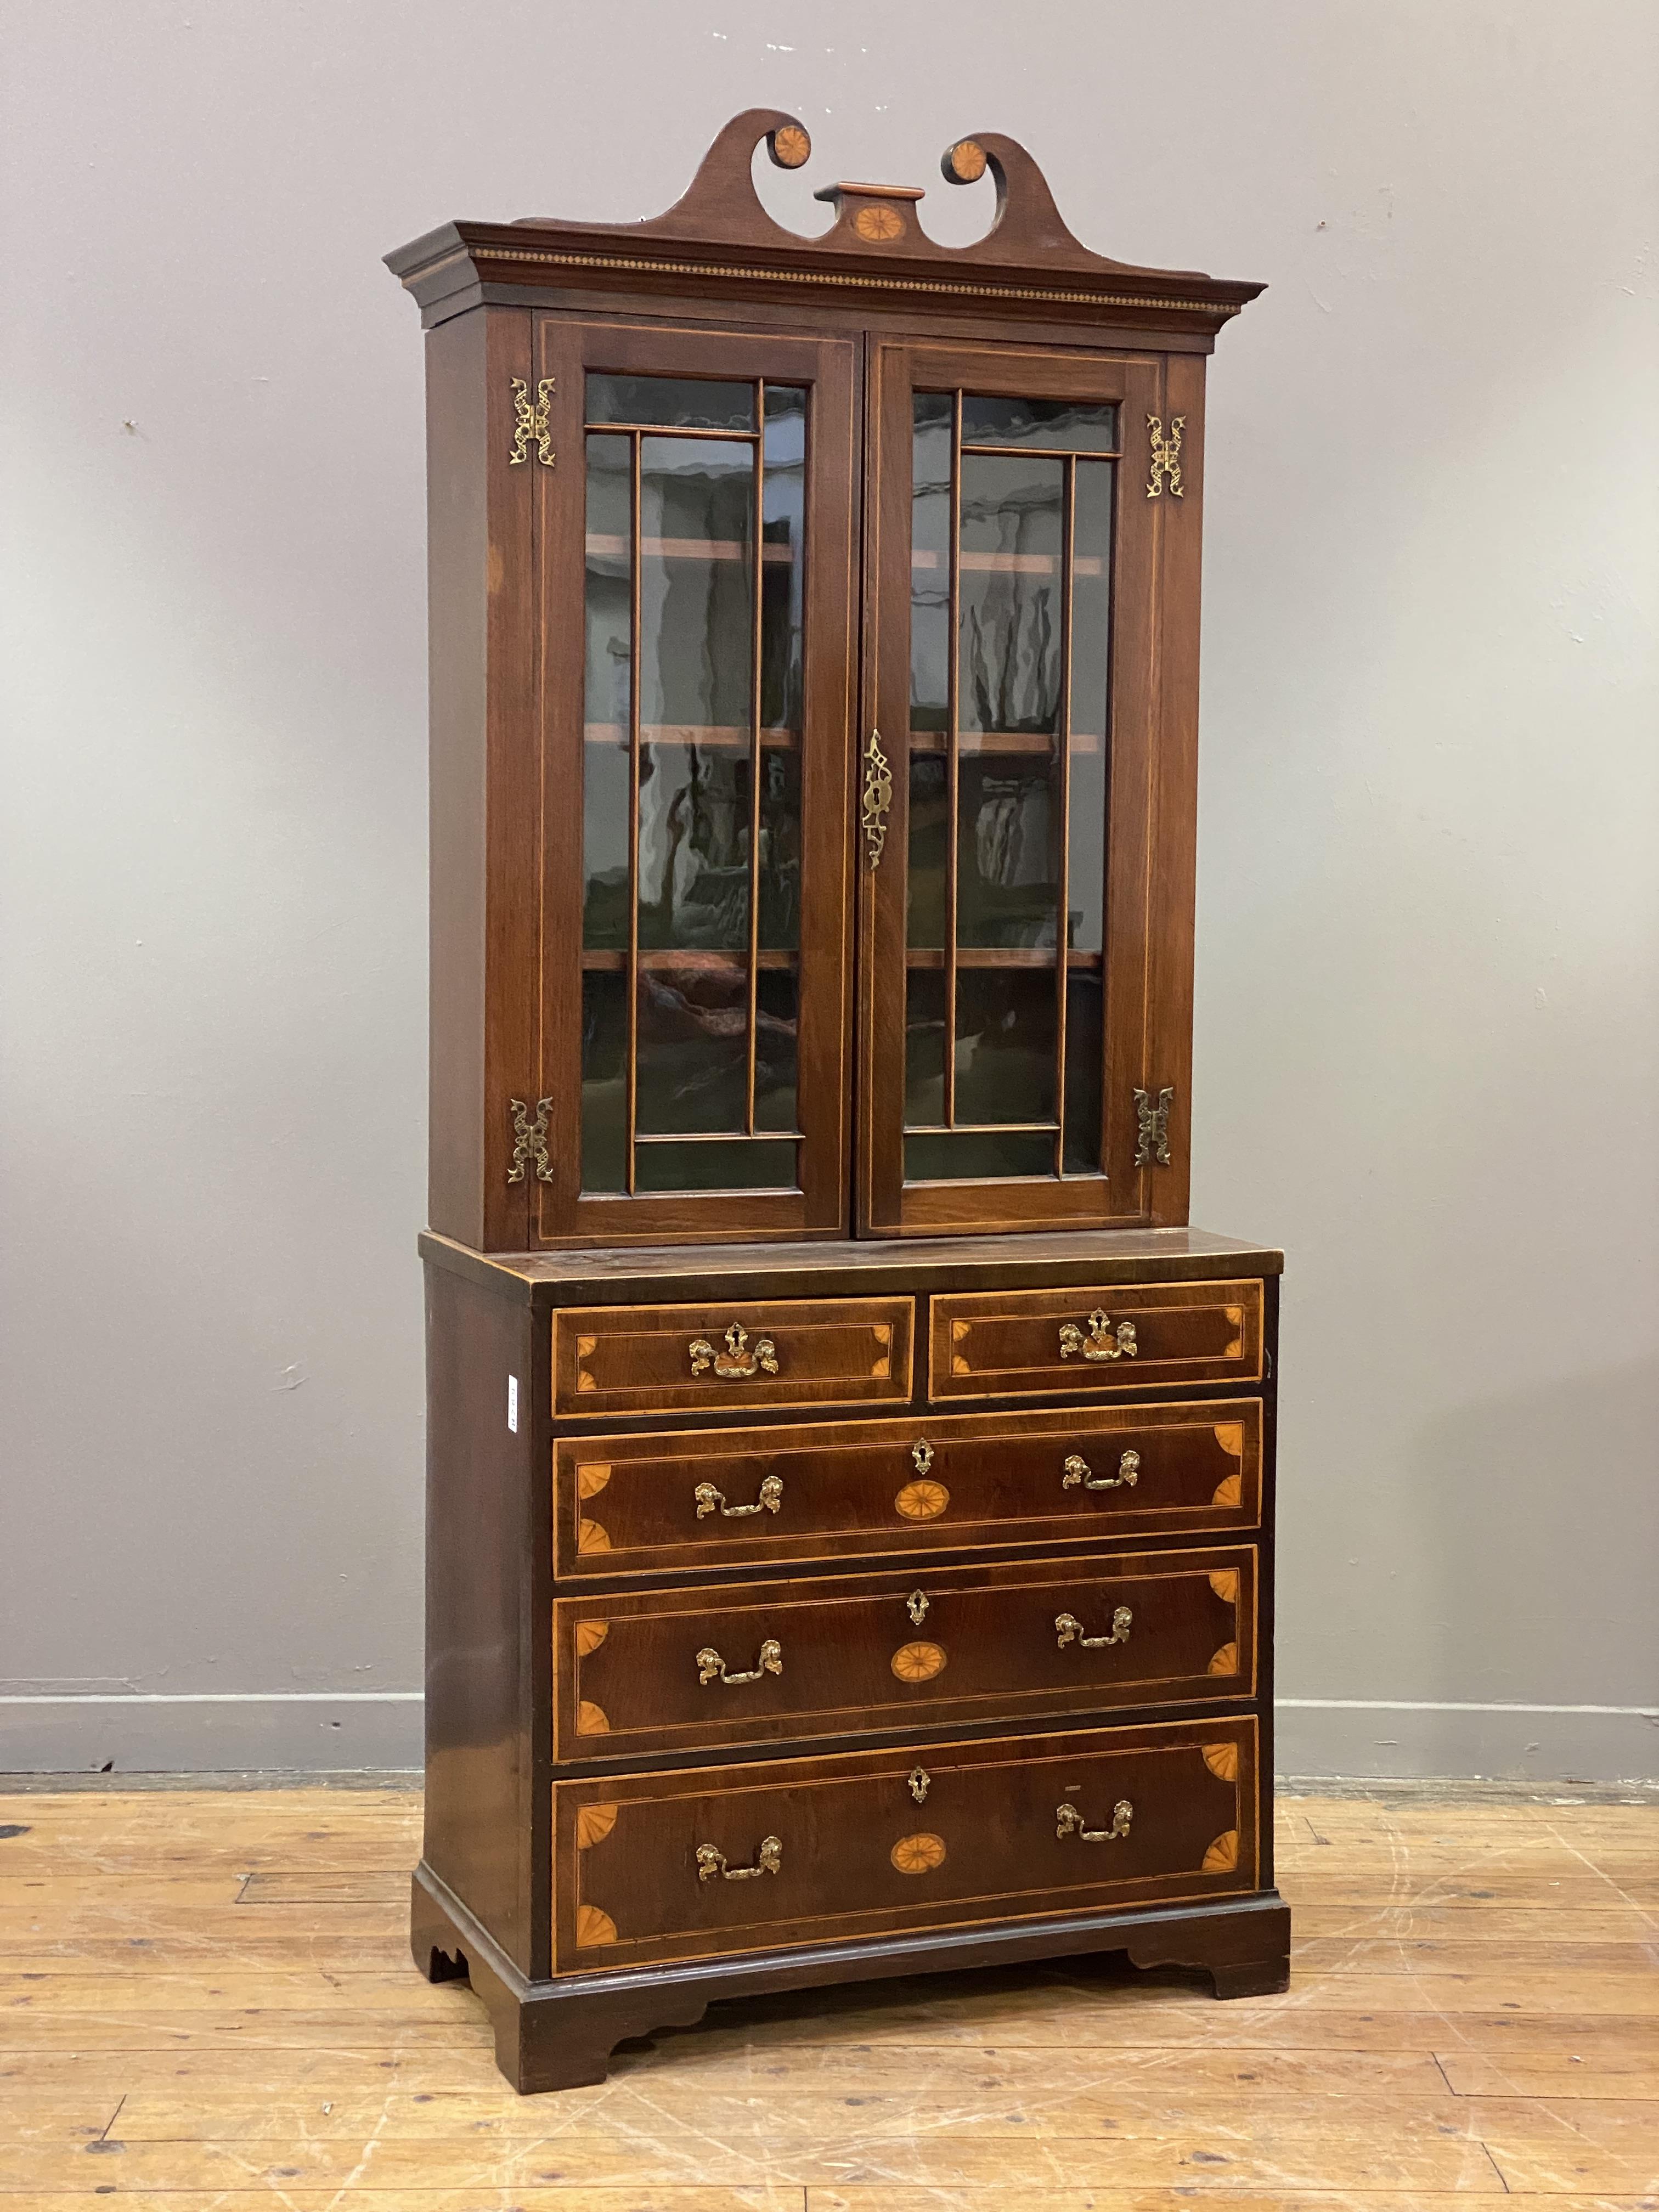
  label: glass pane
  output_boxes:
[755,965,799,1131]
[757,745,800,950]
[961,394,1119,452]
[904,967,947,1126]
[579,969,627,1193]
[905,1129,1055,1181]
[957,758,1060,950]
[955,967,1057,1125]
[959,452,1063,738]
[758,388,805,952]
[635,961,747,1135]
[760,386,805,737]
[1068,459,1114,954]
[906,753,947,948]
[635,1138,797,1193]
[586,374,755,432]
[958,449,1062,957]
[1063,969,1103,1175]
[910,393,952,738]
[637,433,755,952]
[582,433,631,949]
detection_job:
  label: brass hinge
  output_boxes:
[1146,414,1184,499]
[509,376,555,467]
[507,1095,555,1184]
[1133,1085,1175,1167]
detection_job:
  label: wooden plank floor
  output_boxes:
[1,1785,1656,2208]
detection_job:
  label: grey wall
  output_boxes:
[3,1,1655,1779]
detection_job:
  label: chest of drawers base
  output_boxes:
[417,1226,1289,2095]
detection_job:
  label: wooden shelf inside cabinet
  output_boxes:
[394,111,1279,2097]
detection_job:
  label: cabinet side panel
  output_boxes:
[425,312,489,1246]
[1145,353,1207,1226]
[423,1261,536,1974]
[425,309,536,1248]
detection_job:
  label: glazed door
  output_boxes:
[858,340,1183,1237]
[535,320,856,1245]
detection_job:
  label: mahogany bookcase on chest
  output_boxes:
[388,111,1284,2093]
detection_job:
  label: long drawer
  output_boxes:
[556,1714,1259,1972]
[552,1297,914,1419]
[555,1545,1254,1759]
[556,1398,1261,1576]
[929,1279,1263,1402]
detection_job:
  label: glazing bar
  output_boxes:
[624,431,642,1196]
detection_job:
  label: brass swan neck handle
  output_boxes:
[1056,1798,1133,1843]
[694,1474,784,1520]
[1054,1606,1133,1651]
[1062,1449,1141,1492]
[696,1638,783,1688]
[696,1834,783,1881]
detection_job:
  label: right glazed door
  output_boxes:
[859,339,1179,1236]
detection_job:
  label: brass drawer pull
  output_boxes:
[694,1474,783,1520]
[1056,1798,1133,1843]
[1058,1309,1138,1363]
[1062,1449,1140,1492]
[1055,1606,1132,1651]
[696,1834,782,1882]
[696,1638,783,1688]
[689,1323,779,1380]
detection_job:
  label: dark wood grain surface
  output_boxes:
[551,1295,914,1418]
[421,1224,1283,1300]
[403,116,1279,2095]
[930,1277,1264,1400]
[386,110,1265,340]
[553,1396,1262,1578]
[555,1544,1255,1759]
[556,1714,1257,1973]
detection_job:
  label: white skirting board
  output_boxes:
[1276,1699,1659,1786]
[0,1694,424,1774]
[1,1694,1654,1781]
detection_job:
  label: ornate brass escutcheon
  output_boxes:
[696,1835,783,1881]
[688,1323,779,1380]
[1133,1083,1175,1167]
[693,1474,784,1521]
[861,726,893,868]
[696,1638,783,1688]
[906,1589,929,1627]
[1056,1798,1133,1843]
[1058,1310,1138,1363]
[1145,413,1184,499]
[506,1095,555,1185]
[508,375,556,468]
[1054,1605,1133,1651]
[908,1765,931,1804]
[911,1439,935,1476]
[1062,1449,1141,1492]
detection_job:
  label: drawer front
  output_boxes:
[556,1399,1261,1576]
[930,1279,1263,1402]
[553,1297,913,1419]
[555,1545,1254,1759]
[557,1714,1259,1971]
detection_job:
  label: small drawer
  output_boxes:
[555,1544,1255,1759]
[556,1713,1259,1972]
[930,1279,1263,1402]
[552,1297,914,1420]
[556,1398,1261,1576]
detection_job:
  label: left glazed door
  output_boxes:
[533,319,857,1245]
